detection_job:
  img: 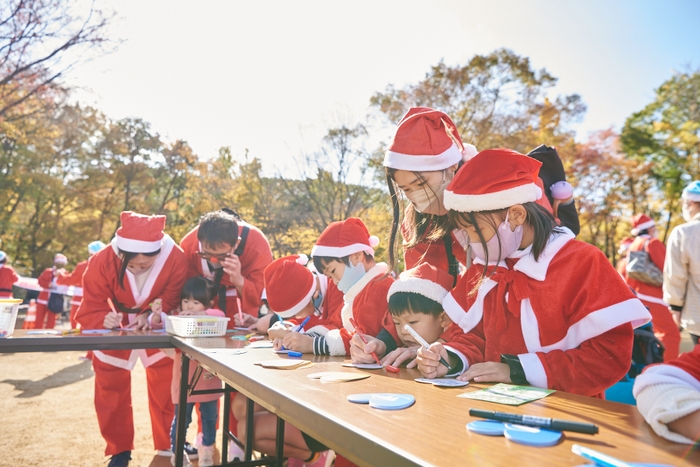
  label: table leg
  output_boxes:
[245,396,255,461]
[222,385,231,464]
[174,353,190,467]
[275,416,285,467]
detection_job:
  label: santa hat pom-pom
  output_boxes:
[462,143,478,162]
[369,236,380,248]
[296,254,309,266]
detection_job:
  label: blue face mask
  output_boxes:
[337,260,365,293]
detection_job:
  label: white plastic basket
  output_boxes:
[0,299,21,338]
[163,315,230,337]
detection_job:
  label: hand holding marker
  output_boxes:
[281,315,311,352]
[350,318,399,372]
[404,324,452,371]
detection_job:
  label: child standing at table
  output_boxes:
[152,276,223,467]
[262,254,344,353]
[377,263,454,369]
[310,218,399,358]
[416,149,651,397]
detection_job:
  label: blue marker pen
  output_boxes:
[288,351,303,358]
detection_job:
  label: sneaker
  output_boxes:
[170,451,193,467]
[184,441,198,460]
[304,450,335,467]
[198,445,215,467]
[228,440,245,462]
[107,451,131,467]
[286,458,305,467]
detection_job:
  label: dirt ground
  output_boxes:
[0,322,219,467]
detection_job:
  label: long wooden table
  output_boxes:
[3,330,697,466]
[173,336,700,467]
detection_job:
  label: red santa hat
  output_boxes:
[383,107,477,171]
[264,254,315,318]
[630,213,655,236]
[116,211,166,253]
[387,263,453,304]
[54,253,67,264]
[311,218,379,258]
[444,149,543,212]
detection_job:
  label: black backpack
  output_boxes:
[628,322,665,378]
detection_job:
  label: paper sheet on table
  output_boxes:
[254,359,313,370]
[246,340,274,348]
[307,371,371,383]
[458,383,554,406]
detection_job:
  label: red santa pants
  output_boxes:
[93,351,174,456]
[34,303,57,329]
[68,303,80,329]
[642,300,681,361]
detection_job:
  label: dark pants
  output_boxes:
[691,334,699,347]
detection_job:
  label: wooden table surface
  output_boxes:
[174,335,700,467]
[0,329,174,352]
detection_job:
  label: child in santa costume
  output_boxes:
[621,213,680,361]
[380,263,455,369]
[0,250,18,299]
[56,240,105,328]
[416,149,651,397]
[634,344,700,444]
[180,210,272,329]
[310,217,399,358]
[76,211,188,467]
[34,253,68,329]
[151,276,224,467]
[383,107,575,284]
[264,254,344,354]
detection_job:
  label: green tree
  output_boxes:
[621,70,700,240]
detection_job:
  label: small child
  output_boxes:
[417,148,651,397]
[380,263,454,369]
[634,344,700,444]
[310,217,399,359]
[152,276,223,467]
[263,254,344,353]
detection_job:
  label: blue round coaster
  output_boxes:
[347,393,373,404]
[368,393,415,410]
[466,420,505,436]
[504,423,562,447]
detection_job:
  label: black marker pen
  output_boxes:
[469,408,599,434]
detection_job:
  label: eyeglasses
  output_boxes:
[196,237,242,262]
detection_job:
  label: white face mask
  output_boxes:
[405,171,449,215]
[469,212,524,264]
[682,204,694,222]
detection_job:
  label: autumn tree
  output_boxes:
[621,70,700,240]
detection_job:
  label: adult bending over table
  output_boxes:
[76,211,187,467]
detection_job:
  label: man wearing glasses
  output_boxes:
[180,210,272,328]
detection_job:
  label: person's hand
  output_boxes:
[272,337,285,351]
[349,333,386,364]
[150,311,163,328]
[234,313,257,327]
[251,313,274,333]
[222,255,244,290]
[671,309,682,330]
[126,313,151,331]
[282,332,313,353]
[151,299,163,314]
[268,321,292,340]
[416,342,449,378]
[459,362,512,383]
[381,346,420,369]
[103,310,123,329]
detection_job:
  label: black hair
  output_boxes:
[0,258,5,265]
[635,228,650,237]
[388,292,443,318]
[312,252,373,274]
[385,166,460,275]
[181,276,218,306]
[197,211,239,250]
[117,249,161,289]
[448,202,559,293]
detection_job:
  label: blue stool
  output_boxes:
[605,376,636,405]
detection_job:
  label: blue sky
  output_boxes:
[68,0,700,174]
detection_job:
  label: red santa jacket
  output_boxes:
[0,264,18,298]
[442,228,651,396]
[180,222,272,327]
[76,235,188,331]
[622,235,667,306]
[56,260,89,304]
[325,263,400,356]
[634,344,700,396]
[36,267,57,304]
